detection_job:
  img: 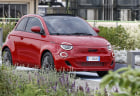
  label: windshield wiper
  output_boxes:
[50,33,62,35]
[70,33,93,36]
[50,33,93,36]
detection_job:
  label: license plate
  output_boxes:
[86,56,100,61]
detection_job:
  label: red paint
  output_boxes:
[2,14,115,71]
[31,26,41,33]
[93,27,100,33]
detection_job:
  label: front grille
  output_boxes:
[88,49,98,52]
[77,62,104,66]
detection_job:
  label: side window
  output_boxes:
[25,17,43,33]
[16,17,28,31]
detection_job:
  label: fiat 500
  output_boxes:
[2,14,115,77]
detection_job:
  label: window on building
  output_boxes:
[120,9,131,21]
[79,9,87,19]
[0,5,3,17]
[0,4,27,18]
[38,6,47,16]
[117,0,137,6]
[79,9,99,20]
[80,0,93,5]
[87,9,98,20]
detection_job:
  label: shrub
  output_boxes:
[0,22,15,42]
[1,65,125,96]
[98,25,136,50]
[100,67,140,96]
[0,66,17,96]
[0,66,94,96]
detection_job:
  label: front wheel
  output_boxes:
[41,52,55,70]
[2,48,13,66]
[97,71,108,77]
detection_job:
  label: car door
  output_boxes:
[17,17,44,68]
[13,17,28,65]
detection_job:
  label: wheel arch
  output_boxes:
[2,46,10,54]
[40,49,54,66]
[1,46,13,65]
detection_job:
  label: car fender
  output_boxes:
[2,40,17,64]
[39,41,59,67]
[2,41,15,53]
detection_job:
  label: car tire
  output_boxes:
[2,48,13,66]
[41,52,55,70]
[97,71,108,77]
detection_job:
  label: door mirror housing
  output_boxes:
[31,26,41,33]
[93,27,100,33]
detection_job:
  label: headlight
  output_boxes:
[60,42,73,50]
[107,44,112,51]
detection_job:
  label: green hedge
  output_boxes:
[0,23,15,42]
[98,25,136,50]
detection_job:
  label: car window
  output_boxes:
[43,16,97,36]
[25,17,43,33]
[16,17,28,31]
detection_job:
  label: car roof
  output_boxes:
[22,14,76,19]
[41,14,75,17]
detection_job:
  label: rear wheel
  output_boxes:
[97,71,108,77]
[41,52,55,70]
[2,48,13,66]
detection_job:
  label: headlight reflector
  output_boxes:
[107,44,112,51]
[60,44,73,50]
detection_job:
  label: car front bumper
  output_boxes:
[53,52,115,72]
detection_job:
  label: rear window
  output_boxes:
[43,16,97,36]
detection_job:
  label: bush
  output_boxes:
[100,67,140,96]
[2,65,126,96]
[0,22,15,42]
[0,66,17,96]
[0,66,94,96]
[98,25,136,50]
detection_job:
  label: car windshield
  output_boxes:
[43,16,97,36]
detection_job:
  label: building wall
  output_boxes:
[69,0,140,21]
[0,0,38,18]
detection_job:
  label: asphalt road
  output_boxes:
[70,63,129,81]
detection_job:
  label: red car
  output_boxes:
[2,14,115,77]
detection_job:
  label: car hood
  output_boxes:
[50,36,109,47]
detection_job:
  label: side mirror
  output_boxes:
[93,27,100,33]
[31,26,41,33]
